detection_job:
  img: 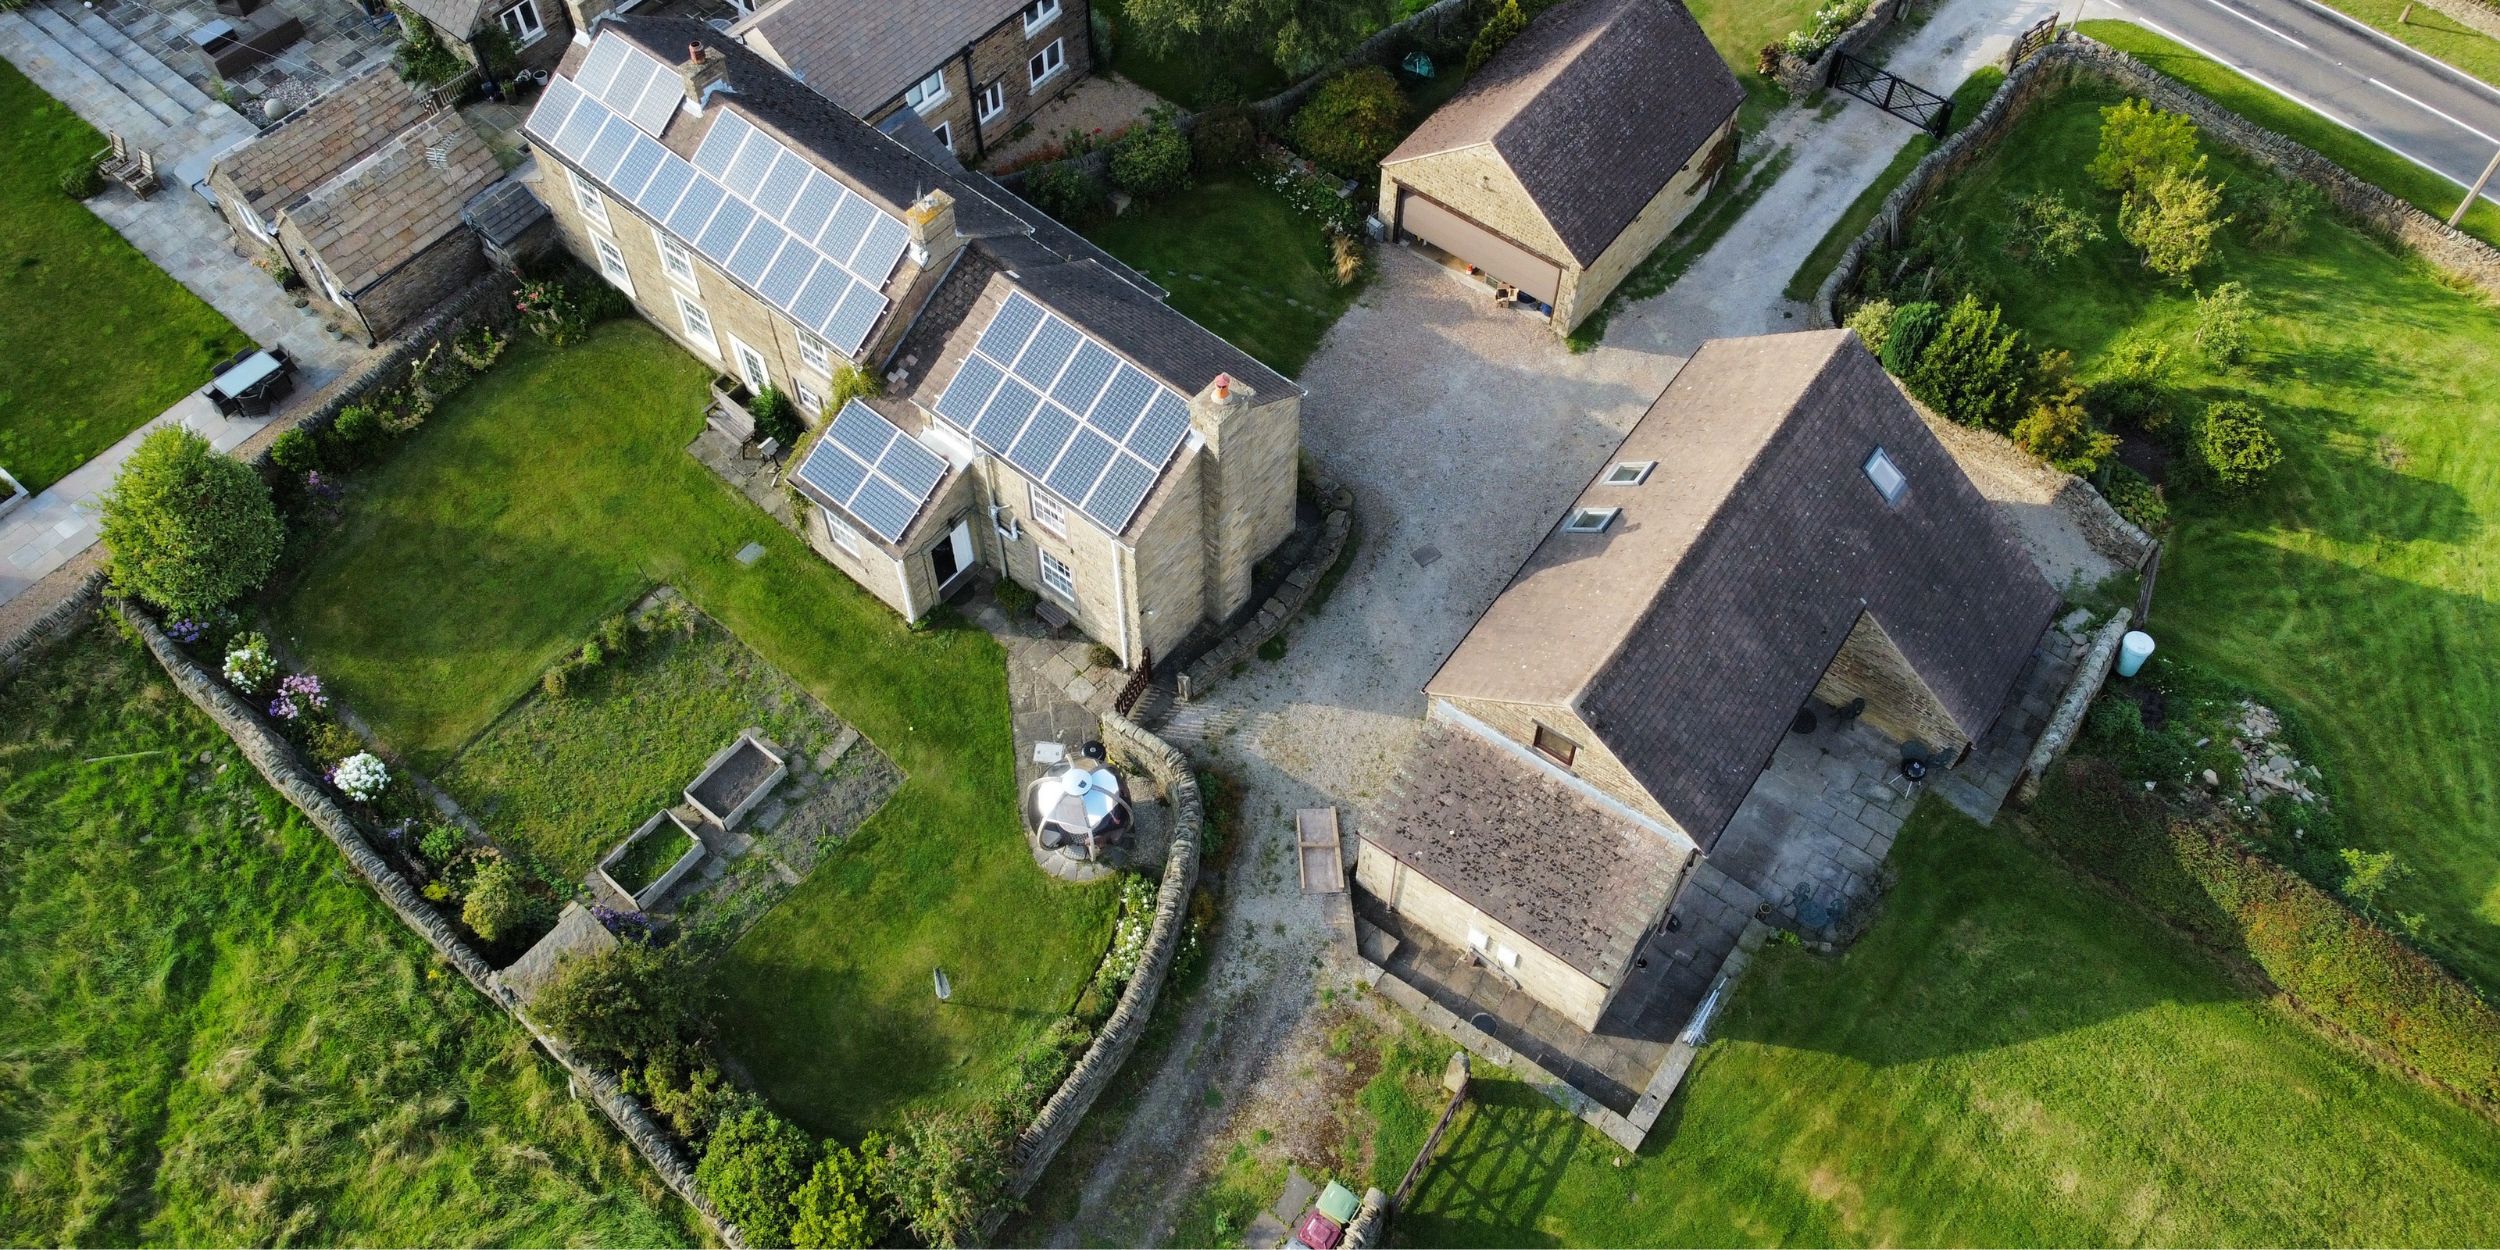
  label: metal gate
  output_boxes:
[1828,51,1955,137]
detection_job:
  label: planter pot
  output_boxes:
[598,808,708,909]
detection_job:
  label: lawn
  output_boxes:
[1894,72,2500,988]
[2083,20,2500,248]
[1390,801,2500,1246]
[1686,0,1831,129]
[1781,64,2006,302]
[0,631,694,1246]
[2297,0,2500,90]
[0,61,247,491]
[1084,175,1367,376]
[268,319,1116,1139]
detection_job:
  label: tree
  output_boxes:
[881,1106,1011,1248]
[1467,0,1527,74]
[460,855,547,943]
[531,941,693,1071]
[2120,168,2230,283]
[791,1141,893,1249]
[1877,300,1941,375]
[2012,380,2117,475]
[1117,0,1384,78]
[1108,109,1193,200]
[100,427,283,618]
[2197,399,2282,492]
[2193,280,2255,366]
[1905,295,2029,431]
[2003,189,2104,268]
[698,1107,819,1248]
[1190,102,1258,175]
[2089,97,2200,194]
[1290,67,1409,178]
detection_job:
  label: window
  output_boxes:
[674,293,715,354]
[1027,483,1067,536]
[1028,38,1064,87]
[824,509,862,556]
[1532,723,1578,767]
[1863,446,1908,504]
[1021,0,1061,35]
[568,167,611,230]
[1561,506,1618,534]
[655,228,696,288]
[497,0,544,45]
[976,80,1006,124]
[1603,460,1655,486]
[930,121,953,152]
[591,235,635,295]
[1038,549,1075,600]
[796,330,831,377]
[796,382,824,415]
[904,68,949,113]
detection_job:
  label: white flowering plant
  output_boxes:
[1098,874,1157,988]
[332,752,390,804]
[223,632,278,693]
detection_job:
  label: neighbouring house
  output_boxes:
[523,19,1301,668]
[207,67,504,345]
[1359,330,2061,1030]
[1377,0,1742,335]
[724,0,1091,166]
[397,0,573,80]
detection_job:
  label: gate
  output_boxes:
[1828,51,1955,137]
[2006,14,2057,70]
[1112,645,1154,716]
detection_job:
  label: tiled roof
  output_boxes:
[461,176,550,245]
[737,0,1035,114]
[1369,726,1686,981]
[1384,0,1742,264]
[290,108,502,294]
[1428,331,2061,846]
[216,66,437,220]
[398,0,491,36]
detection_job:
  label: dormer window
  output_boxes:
[1603,460,1655,486]
[1562,506,1618,534]
[1863,446,1908,504]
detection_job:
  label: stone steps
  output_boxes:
[22,1,190,128]
[65,4,214,115]
[0,7,169,143]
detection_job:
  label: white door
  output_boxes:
[729,336,771,395]
[933,518,975,586]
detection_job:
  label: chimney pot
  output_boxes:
[1214,372,1231,401]
[688,41,705,62]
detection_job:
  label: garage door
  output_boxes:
[1397,192,1562,305]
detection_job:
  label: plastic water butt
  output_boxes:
[2117,630,2156,678]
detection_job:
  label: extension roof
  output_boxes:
[1383,0,1742,265]
[735,0,1036,114]
[1427,330,2060,845]
[216,66,439,221]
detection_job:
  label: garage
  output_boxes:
[1394,191,1562,308]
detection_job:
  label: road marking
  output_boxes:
[2275,0,2500,109]
[2197,0,2311,49]
[2369,76,2500,145]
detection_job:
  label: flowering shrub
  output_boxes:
[517,278,587,344]
[451,324,508,371]
[594,903,662,941]
[1098,874,1158,988]
[1257,149,1363,233]
[333,751,390,803]
[224,633,278,693]
[268,672,329,721]
[1775,0,1872,64]
[167,618,204,645]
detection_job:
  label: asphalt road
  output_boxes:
[2097,0,2500,209]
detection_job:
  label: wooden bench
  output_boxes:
[1297,808,1345,894]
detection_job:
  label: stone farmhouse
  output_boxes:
[1360,330,2061,1031]
[523,18,1301,669]
[729,0,1092,167]
[207,66,504,345]
[1378,0,1742,335]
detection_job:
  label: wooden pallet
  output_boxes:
[1297,807,1345,894]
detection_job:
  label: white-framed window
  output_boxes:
[674,293,716,354]
[824,508,862,557]
[498,0,545,46]
[1561,506,1618,534]
[654,227,697,288]
[904,68,949,113]
[1021,0,1061,35]
[1603,460,1656,486]
[729,334,771,395]
[568,166,611,230]
[1038,549,1075,600]
[930,121,953,151]
[1027,482,1067,537]
[796,381,824,414]
[1028,38,1064,88]
[976,80,1005,124]
[591,234,635,296]
[1863,446,1908,504]
[795,330,832,377]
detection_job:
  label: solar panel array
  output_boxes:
[524,41,913,357]
[929,293,1196,532]
[793,400,949,542]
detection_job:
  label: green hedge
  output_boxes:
[2029,760,2500,1110]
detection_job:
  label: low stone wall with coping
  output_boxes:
[1767,0,1913,98]
[2415,0,2500,40]
[2014,612,2136,806]
[1178,464,1355,702]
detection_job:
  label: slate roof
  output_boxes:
[1383,0,1742,265]
[462,176,550,245]
[216,66,437,221]
[1428,330,2061,846]
[1369,726,1686,982]
[398,0,491,35]
[290,109,502,293]
[737,0,1035,114]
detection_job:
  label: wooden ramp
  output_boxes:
[1297,808,1345,894]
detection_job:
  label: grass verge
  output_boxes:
[1567,147,1797,350]
[2293,0,2500,90]
[1781,64,2007,303]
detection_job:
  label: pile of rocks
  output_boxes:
[2231,700,2325,805]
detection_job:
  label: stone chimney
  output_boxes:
[902,188,962,272]
[1188,372,1300,623]
[563,0,622,44]
[679,42,728,112]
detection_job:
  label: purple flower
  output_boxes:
[592,904,659,940]
[168,618,204,644]
[304,470,343,502]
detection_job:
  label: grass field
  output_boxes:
[1085,176,1367,376]
[2296,0,2500,89]
[269,319,1115,1138]
[1896,72,2500,987]
[0,632,693,1246]
[1389,801,2500,1246]
[1782,65,2006,302]
[2082,21,2500,248]
[0,62,247,491]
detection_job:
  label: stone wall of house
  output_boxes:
[1766,0,1913,98]
[1377,146,1571,273]
[1190,380,1302,624]
[2014,612,2134,805]
[1809,612,1970,751]
[117,604,746,1248]
[860,0,1092,165]
[1125,448,1214,665]
[1553,114,1736,330]
[1178,462,1352,701]
[1353,836,1611,1030]
[353,229,493,344]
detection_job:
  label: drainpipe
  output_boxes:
[958,44,986,160]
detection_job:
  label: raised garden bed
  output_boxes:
[599,808,706,909]
[686,731,787,830]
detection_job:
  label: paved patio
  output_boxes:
[983,74,1168,171]
[90,0,401,123]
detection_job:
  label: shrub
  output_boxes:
[1328,228,1368,287]
[791,1142,893,1249]
[1467,0,1527,74]
[698,1107,820,1249]
[2003,189,2104,268]
[269,427,323,476]
[1905,295,2028,431]
[460,855,545,941]
[2105,464,2170,533]
[746,387,800,446]
[993,578,1038,617]
[1109,109,1193,200]
[100,427,283,619]
[882,1105,1011,1248]
[1290,68,1408,178]
[1843,298,1898,356]
[60,157,103,200]
[515,277,587,343]
[332,751,390,803]
[2089,97,2200,194]
[1191,103,1258,175]
[533,941,694,1071]
[2193,280,2254,366]
[391,6,466,86]
[2197,398,2281,492]
[419,823,467,866]
[643,1046,753,1145]
[2235,177,2319,250]
[2120,168,2229,283]
[325,403,384,464]
[2011,359,2116,475]
[1023,163,1109,225]
[2088,334,2177,434]
[1878,300,1941,375]
[305,719,363,766]
[829,363,881,412]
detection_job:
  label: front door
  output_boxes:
[730,336,771,397]
[931,518,974,587]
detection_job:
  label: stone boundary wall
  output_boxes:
[1767,0,1912,98]
[117,604,748,1249]
[2416,0,2500,40]
[997,709,1204,1203]
[0,559,105,676]
[2014,612,2135,806]
[1915,402,2156,570]
[1178,465,1355,702]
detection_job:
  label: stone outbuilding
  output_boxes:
[523,19,1301,669]
[399,0,574,83]
[1359,329,2062,1030]
[206,67,503,344]
[1377,0,1742,335]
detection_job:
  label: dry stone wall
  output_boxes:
[1179,466,1355,701]
[1766,0,1911,98]
[2416,0,2500,40]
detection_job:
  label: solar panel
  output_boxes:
[693,196,754,262]
[934,356,1003,427]
[693,110,750,178]
[790,401,951,543]
[1130,393,1194,464]
[1047,430,1115,501]
[665,177,724,237]
[881,437,946,500]
[973,378,1040,447]
[818,193,877,265]
[758,242,814,306]
[553,98,606,163]
[616,53,680,136]
[849,478,917,543]
[822,279,883,355]
[795,438,865,503]
[611,135,664,200]
[1013,319,1081,387]
[830,403,896,462]
[573,35,629,100]
[785,172,842,242]
[789,264,846,329]
[638,156,694,222]
[525,75,584,147]
[1088,370,1155,440]
[1051,341,1117,412]
[753,150,808,221]
[1007,406,1077,479]
[726,219,784,284]
[852,214,911,283]
[1083,455,1159,530]
[726,132,779,196]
